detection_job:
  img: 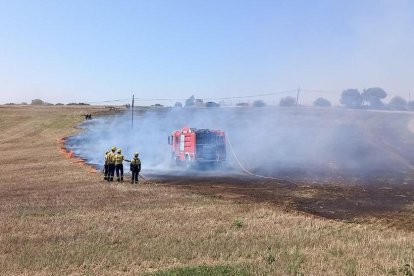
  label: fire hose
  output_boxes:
[226,134,291,182]
[127,169,148,181]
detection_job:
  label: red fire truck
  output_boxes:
[168,127,226,167]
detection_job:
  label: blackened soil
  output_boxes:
[149,173,414,231]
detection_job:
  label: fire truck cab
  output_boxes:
[168,127,226,167]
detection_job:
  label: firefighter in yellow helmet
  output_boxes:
[130,152,141,184]
[103,149,110,181]
[107,146,116,182]
[115,148,129,182]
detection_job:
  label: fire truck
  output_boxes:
[168,127,226,168]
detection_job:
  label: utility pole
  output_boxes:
[131,94,134,129]
[296,86,300,108]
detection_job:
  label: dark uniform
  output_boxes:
[115,150,125,182]
[130,154,141,184]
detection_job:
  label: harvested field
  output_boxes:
[151,174,414,231]
[1,105,414,275]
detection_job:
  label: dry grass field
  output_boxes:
[0,105,414,275]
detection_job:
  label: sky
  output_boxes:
[0,0,414,105]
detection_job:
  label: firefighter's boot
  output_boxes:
[121,177,123,182]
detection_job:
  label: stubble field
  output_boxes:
[0,105,414,275]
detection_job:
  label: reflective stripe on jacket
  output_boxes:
[130,157,141,171]
[107,152,115,164]
[115,154,124,165]
[131,157,141,166]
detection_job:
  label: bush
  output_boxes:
[31,99,44,105]
[279,96,296,107]
[233,218,243,228]
[252,100,266,107]
[388,96,407,110]
[313,97,331,107]
[67,102,90,106]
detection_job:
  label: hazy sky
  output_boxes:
[1,0,413,105]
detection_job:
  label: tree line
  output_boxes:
[183,88,412,110]
[339,87,412,110]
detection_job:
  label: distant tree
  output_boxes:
[67,102,90,106]
[174,102,183,107]
[236,102,249,107]
[340,89,363,109]
[388,96,407,110]
[253,100,266,107]
[361,87,387,109]
[408,101,414,111]
[21,102,28,105]
[152,103,164,107]
[313,97,331,107]
[55,103,64,106]
[206,101,220,107]
[194,99,204,107]
[185,95,195,107]
[31,99,44,105]
[279,96,296,107]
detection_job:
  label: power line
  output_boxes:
[84,98,131,104]
[203,89,297,101]
[132,89,298,102]
[82,88,336,105]
[300,89,339,94]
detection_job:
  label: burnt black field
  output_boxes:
[65,106,414,185]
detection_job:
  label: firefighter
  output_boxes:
[107,146,116,182]
[130,152,141,184]
[114,148,127,182]
[103,149,110,180]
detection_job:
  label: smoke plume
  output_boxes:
[65,107,414,183]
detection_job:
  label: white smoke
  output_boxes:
[65,107,414,181]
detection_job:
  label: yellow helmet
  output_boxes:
[112,146,116,151]
[134,152,139,157]
[117,149,121,153]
